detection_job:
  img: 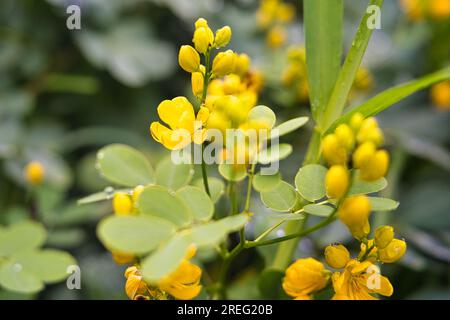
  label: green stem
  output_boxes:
[201,143,211,196]
[200,50,212,196]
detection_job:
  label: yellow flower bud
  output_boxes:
[233,53,250,76]
[353,141,376,169]
[350,113,364,132]
[24,161,45,185]
[326,165,349,199]
[132,185,145,204]
[113,192,133,215]
[335,124,355,150]
[359,149,389,181]
[430,81,450,110]
[193,27,214,54]
[178,45,200,73]
[338,195,372,240]
[266,26,286,49]
[325,244,351,269]
[282,258,330,298]
[212,50,236,77]
[194,18,208,29]
[191,67,204,98]
[214,26,232,48]
[357,117,384,146]
[375,225,394,249]
[322,134,348,166]
[378,239,407,263]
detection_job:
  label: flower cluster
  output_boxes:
[124,245,202,300]
[400,0,450,21]
[256,0,296,48]
[283,114,406,300]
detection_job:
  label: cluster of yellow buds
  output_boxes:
[400,0,450,21]
[24,161,45,186]
[281,46,309,101]
[256,0,296,48]
[124,245,202,300]
[323,113,388,182]
[430,80,450,110]
[360,225,407,264]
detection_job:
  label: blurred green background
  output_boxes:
[0,0,449,300]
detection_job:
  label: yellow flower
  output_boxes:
[431,81,450,110]
[212,50,236,77]
[294,294,312,300]
[158,248,202,300]
[276,2,295,23]
[325,165,349,199]
[335,124,355,150]
[429,0,450,19]
[178,45,200,73]
[194,18,208,29]
[282,258,330,299]
[112,251,135,264]
[374,225,394,249]
[215,26,232,48]
[338,195,372,240]
[400,0,424,21]
[325,244,351,269]
[356,117,384,146]
[350,113,364,132]
[193,27,214,54]
[266,26,286,49]
[353,68,374,91]
[378,239,407,263]
[191,65,205,98]
[322,133,348,166]
[233,53,251,76]
[332,260,393,300]
[150,97,209,150]
[113,192,133,215]
[124,266,149,300]
[24,161,45,185]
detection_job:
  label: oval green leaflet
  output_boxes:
[96,144,155,187]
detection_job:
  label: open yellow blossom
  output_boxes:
[338,195,372,240]
[150,97,209,150]
[282,258,330,299]
[24,161,45,185]
[113,192,133,216]
[325,165,349,199]
[158,245,202,300]
[332,260,393,300]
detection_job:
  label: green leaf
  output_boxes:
[303,204,335,217]
[193,177,225,203]
[141,235,189,283]
[12,250,76,283]
[260,181,298,212]
[138,185,192,227]
[326,66,450,133]
[155,157,193,190]
[304,0,343,121]
[96,144,155,187]
[295,164,327,202]
[0,221,47,257]
[176,186,214,222]
[369,197,399,211]
[218,163,247,182]
[270,117,309,140]
[183,214,249,247]
[97,215,175,255]
[0,262,43,294]
[248,105,276,129]
[257,144,293,165]
[348,171,387,195]
[320,0,384,131]
[253,172,282,192]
